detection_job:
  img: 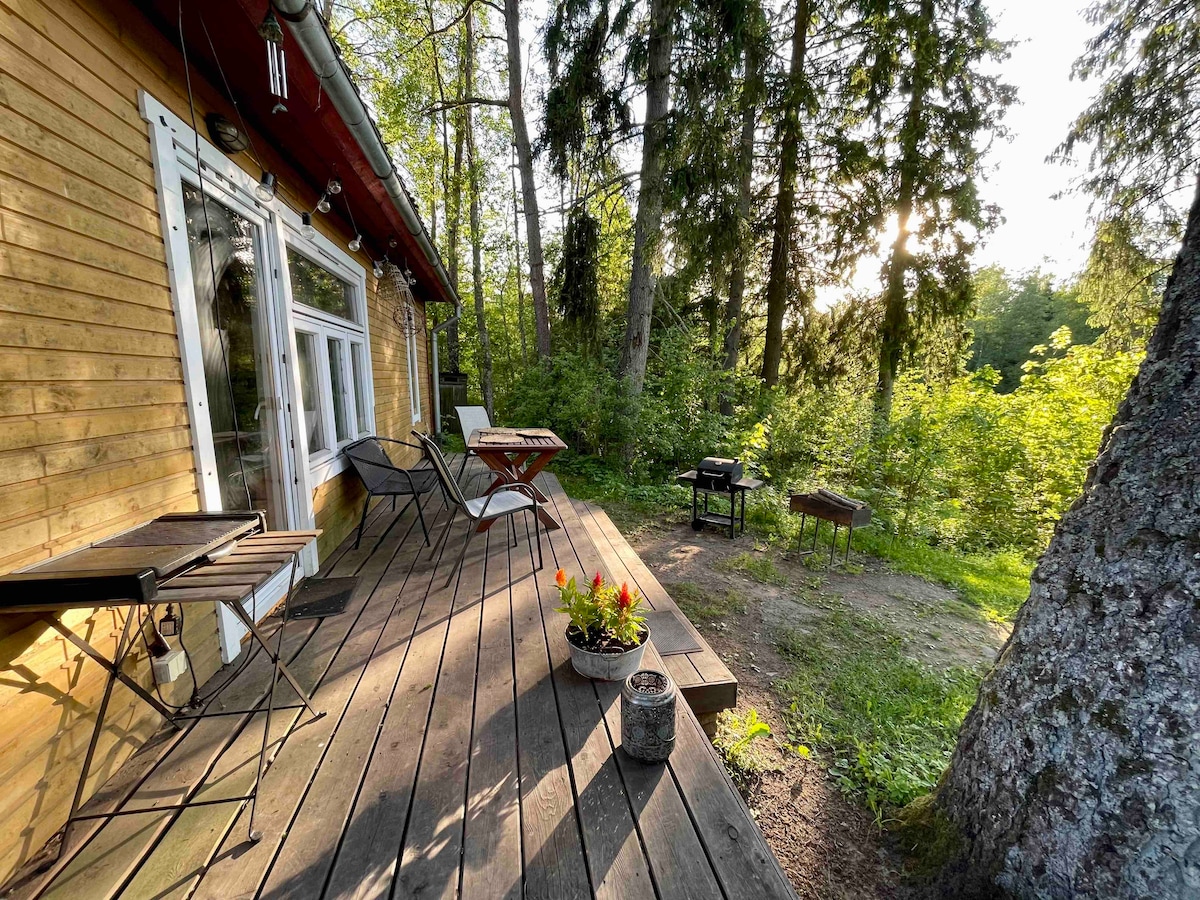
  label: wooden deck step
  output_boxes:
[571,499,738,716]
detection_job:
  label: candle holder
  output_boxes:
[621,670,676,762]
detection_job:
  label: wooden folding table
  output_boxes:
[467,427,567,530]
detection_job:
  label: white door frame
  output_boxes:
[141,92,316,661]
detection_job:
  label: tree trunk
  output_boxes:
[721,43,759,415]
[760,0,809,388]
[935,179,1200,899]
[511,145,529,365]
[446,63,466,373]
[504,0,551,359]
[618,0,675,398]
[464,10,493,418]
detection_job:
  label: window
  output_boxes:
[288,247,357,322]
[288,246,372,474]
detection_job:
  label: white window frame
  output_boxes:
[282,237,374,486]
[141,91,373,659]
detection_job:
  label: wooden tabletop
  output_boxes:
[467,427,567,452]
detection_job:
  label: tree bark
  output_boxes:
[464,10,493,418]
[510,145,529,365]
[446,54,466,373]
[935,179,1200,899]
[760,0,809,388]
[504,0,551,359]
[721,43,759,415]
[618,0,675,398]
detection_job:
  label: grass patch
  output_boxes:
[716,551,787,586]
[556,470,691,534]
[667,581,747,621]
[713,708,780,788]
[775,607,983,820]
[855,531,1031,622]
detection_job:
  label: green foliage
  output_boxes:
[775,608,984,817]
[554,207,603,352]
[968,266,1098,391]
[714,707,777,785]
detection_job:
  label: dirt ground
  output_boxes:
[628,519,1011,899]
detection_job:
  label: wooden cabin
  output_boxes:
[0,0,457,882]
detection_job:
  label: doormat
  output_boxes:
[287,577,357,619]
[643,609,703,656]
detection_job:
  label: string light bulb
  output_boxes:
[348,234,362,253]
[327,178,342,195]
[255,171,276,203]
[300,211,316,239]
[372,261,384,278]
[316,194,331,214]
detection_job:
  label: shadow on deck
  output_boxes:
[8,456,796,900]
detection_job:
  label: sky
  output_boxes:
[974,0,1099,279]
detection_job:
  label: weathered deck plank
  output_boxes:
[461,518,522,900]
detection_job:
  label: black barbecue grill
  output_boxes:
[677,458,763,538]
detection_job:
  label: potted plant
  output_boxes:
[555,569,650,681]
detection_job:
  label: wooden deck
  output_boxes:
[8,457,795,900]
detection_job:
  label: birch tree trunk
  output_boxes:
[760,0,808,388]
[504,0,551,359]
[935,179,1200,899]
[464,10,493,418]
[618,0,674,398]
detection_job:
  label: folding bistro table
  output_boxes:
[0,512,322,845]
[466,427,567,531]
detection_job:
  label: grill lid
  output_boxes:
[698,457,741,475]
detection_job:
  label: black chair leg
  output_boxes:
[456,452,468,481]
[354,494,371,549]
[414,492,431,546]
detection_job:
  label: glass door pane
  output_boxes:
[327,337,350,442]
[184,184,286,528]
[350,342,369,434]
[296,331,326,454]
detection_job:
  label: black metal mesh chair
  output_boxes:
[412,431,543,587]
[343,437,444,549]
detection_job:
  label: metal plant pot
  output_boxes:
[566,627,650,681]
[621,670,677,762]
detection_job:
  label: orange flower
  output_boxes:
[591,571,604,590]
[618,582,632,610]
[555,568,567,589]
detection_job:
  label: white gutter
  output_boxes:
[274,0,458,304]
[431,304,462,434]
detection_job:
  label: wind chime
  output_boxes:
[386,264,420,337]
[258,5,288,112]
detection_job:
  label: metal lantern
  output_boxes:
[621,670,676,762]
[205,113,249,154]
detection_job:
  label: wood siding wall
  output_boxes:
[0,0,433,882]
